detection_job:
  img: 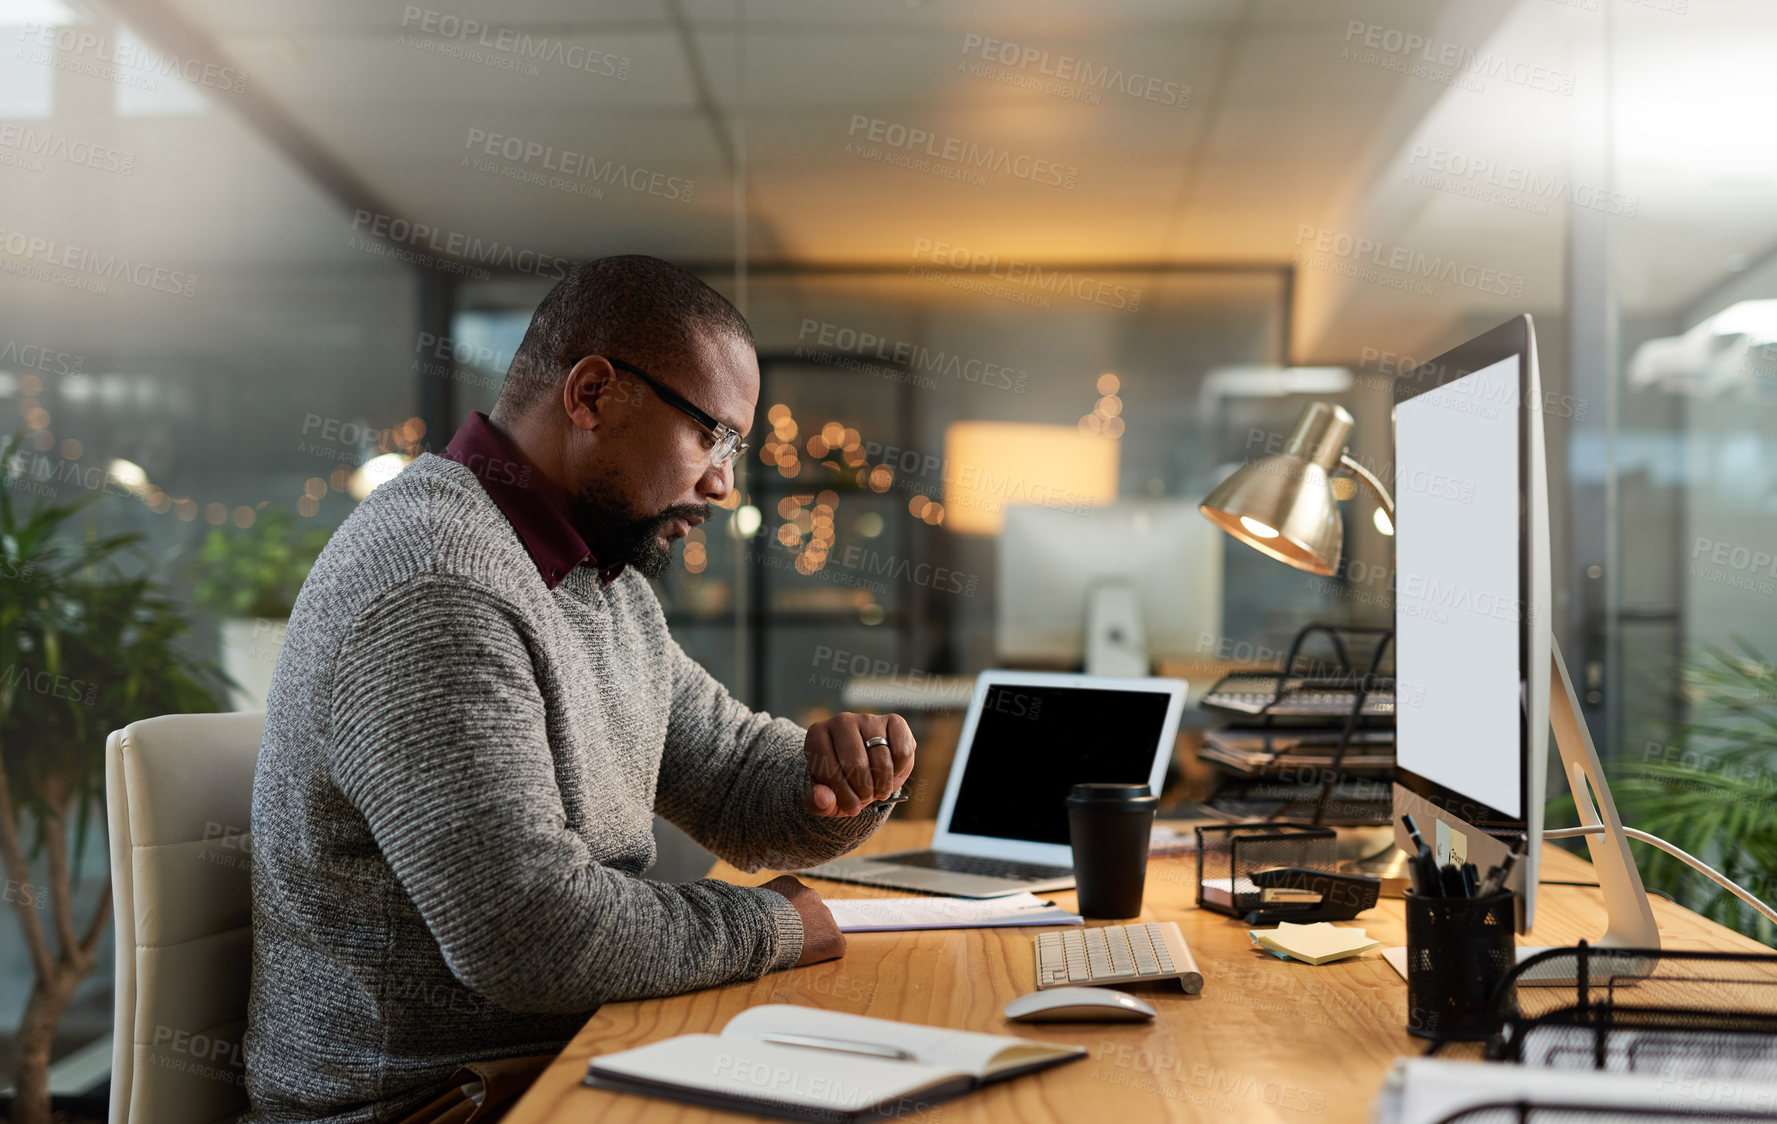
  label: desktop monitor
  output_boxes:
[996,501,1222,674]
[1391,315,1657,952]
[1390,316,1548,931]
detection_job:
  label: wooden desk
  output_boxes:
[506,822,1769,1123]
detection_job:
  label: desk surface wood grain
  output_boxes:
[504,821,1769,1124]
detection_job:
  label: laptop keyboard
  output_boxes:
[887,851,1073,881]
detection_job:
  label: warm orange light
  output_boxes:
[940,422,1119,535]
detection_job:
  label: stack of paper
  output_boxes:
[1149,823,1198,854]
[1375,1058,1777,1124]
[825,892,1082,933]
[1248,921,1380,965]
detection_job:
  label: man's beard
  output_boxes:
[570,488,709,580]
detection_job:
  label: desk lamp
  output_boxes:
[1197,401,1393,575]
[1198,400,1401,866]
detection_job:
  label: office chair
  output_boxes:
[105,711,264,1124]
[101,712,711,1122]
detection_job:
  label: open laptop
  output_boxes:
[803,670,1187,898]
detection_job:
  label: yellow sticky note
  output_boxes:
[1251,921,1380,965]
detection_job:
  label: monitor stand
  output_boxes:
[1084,580,1149,677]
[1382,636,1658,983]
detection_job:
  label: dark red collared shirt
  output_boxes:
[441,412,622,590]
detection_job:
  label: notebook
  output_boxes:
[585,1004,1085,1122]
[825,892,1082,932]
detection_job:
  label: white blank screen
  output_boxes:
[1394,355,1522,819]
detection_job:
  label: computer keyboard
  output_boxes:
[1035,922,1203,993]
[888,851,1074,881]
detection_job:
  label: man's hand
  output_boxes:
[760,875,846,966]
[803,712,915,817]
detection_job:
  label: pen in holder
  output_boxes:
[1403,888,1516,1041]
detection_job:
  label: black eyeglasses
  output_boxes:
[606,357,749,470]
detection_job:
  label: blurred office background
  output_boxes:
[4,0,1776,1107]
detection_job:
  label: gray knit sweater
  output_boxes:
[242,453,886,1123]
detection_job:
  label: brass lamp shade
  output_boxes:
[1198,401,1354,577]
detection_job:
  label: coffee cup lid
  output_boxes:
[1066,782,1156,804]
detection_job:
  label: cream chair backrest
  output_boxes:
[105,711,264,1124]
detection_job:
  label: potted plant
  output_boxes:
[1553,637,1777,944]
[0,438,227,1124]
[190,505,330,710]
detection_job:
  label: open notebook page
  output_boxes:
[589,1034,974,1116]
[724,1005,1081,1079]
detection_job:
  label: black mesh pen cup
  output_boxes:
[1065,783,1157,919]
[1404,889,1516,1041]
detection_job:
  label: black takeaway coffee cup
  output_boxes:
[1065,783,1159,919]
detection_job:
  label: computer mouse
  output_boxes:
[1003,987,1157,1022]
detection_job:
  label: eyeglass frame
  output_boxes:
[605,356,749,470]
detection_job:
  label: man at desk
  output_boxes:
[244,255,915,1123]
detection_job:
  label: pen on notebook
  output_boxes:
[758,1034,914,1061]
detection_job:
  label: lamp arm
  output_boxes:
[1337,453,1394,519]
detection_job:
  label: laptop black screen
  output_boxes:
[944,684,1174,845]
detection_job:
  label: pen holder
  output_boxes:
[1403,889,1516,1041]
